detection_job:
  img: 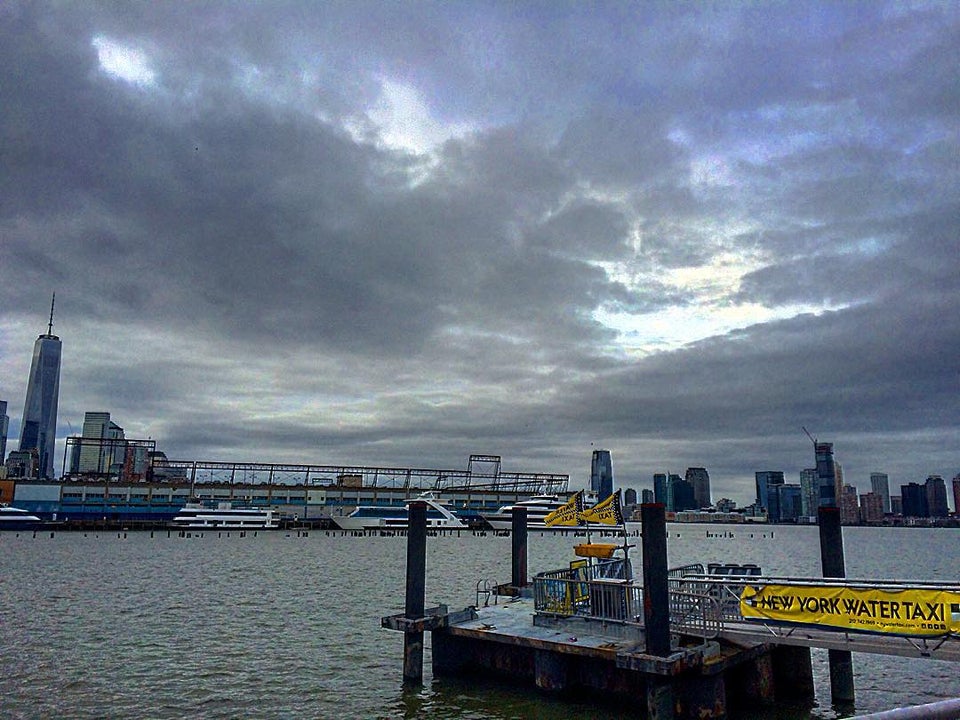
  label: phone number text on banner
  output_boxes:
[740,584,960,637]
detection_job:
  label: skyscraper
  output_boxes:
[653,473,668,506]
[953,475,960,517]
[0,400,8,464]
[590,449,614,501]
[18,296,62,479]
[779,484,803,522]
[901,482,928,518]
[925,475,949,518]
[684,467,711,509]
[671,479,696,511]
[75,411,126,476]
[815,443,837,508]
[870,472,891,515]
[839,485,860,525]
[799,468,818,519]
[755,471,785,521]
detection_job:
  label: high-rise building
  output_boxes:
[684,467,711,509]
[671,479,696,511]
[799,468,818,519]
[840,485,859,525]
[890,495,903,516]
[74,412,126,476]
[901,482,928,518]
[755,471,785,521]
[925,475,949,518]
[18,296,62,479]
[624,487,637,505]
[778,484,803,522]
[815,443,838,508]
[653,473,668,507]
[870,473,891,515]
[641,488,654,504]
[953,475,960,516]
[0,400,8,464]
[590,449,614,501]
[859,492,884,524]
[668,473,682,511]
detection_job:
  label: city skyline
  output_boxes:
[1,3,957,500]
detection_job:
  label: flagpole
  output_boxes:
[617,490,632,581]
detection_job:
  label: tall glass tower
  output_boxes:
[814,443,837,508]
[18,296,62,479]
[684,467,711,509]
[590,449,613,501]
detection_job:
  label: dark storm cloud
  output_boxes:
[1,1,958,503]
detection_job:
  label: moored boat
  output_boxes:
[0,504,43,531]
[170,501,279,530]
[482,494,575,531]
[333,492,468,531]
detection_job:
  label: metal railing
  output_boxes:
[533,561,721,639]
[532,564,960,659]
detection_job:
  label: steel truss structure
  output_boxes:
[153,453,569,494]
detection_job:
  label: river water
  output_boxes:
[1,524,958,719]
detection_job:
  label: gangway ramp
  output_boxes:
[673,572,960,662]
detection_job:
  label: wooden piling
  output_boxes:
[819,505,855,705]
[511,506,528,589]
[403,500,428,685]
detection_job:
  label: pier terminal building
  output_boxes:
[1,453,568,528]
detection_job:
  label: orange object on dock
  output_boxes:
[573,543,618,558]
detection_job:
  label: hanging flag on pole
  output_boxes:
[544,491,584,527]
[581,490,624,526]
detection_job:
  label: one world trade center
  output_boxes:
[18,295,62,479]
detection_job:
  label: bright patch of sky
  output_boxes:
[596,301,830,354]
[365,77,479,154]
[91,36,156,87]
[595,248,832,354]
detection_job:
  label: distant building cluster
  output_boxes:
[621,442,960,526]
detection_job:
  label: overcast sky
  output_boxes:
[1,1,957,504]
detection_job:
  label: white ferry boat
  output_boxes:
[170,502,279,530]
[482,494,595,531]
[333,492,468,531]
[0,504,43,531]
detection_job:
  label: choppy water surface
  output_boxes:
[1,525,958,719]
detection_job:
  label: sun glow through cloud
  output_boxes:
[91,36,156,86]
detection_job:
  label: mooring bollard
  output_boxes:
[819,505,854,705]
[511,506,528,589]
[403,500,428,685]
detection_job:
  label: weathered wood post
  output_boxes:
[641,502,674,719]
[403,500,428,685]
[511,506,528,589]
[818,505,854,705]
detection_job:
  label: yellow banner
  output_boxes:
[740,583,960,637]
[581,491,623,526]
[544,491,584,527]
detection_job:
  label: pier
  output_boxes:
[383,502,960,719]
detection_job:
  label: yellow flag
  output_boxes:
[581,491,624,526]
[544,491,584,527]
